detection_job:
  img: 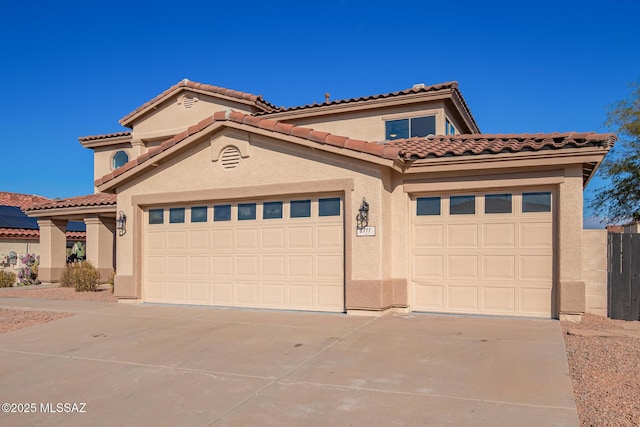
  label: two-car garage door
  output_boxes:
[412,190,554,318]
[143,196,344,312]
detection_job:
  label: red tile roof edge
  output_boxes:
[78,131,132,142]
[119,79,277,126]
[256,81,459,115]
[26,193,117,212]
[95,113,616,188]
[389,132,617,160]
[0,228,86,240]
[0,192,51,210]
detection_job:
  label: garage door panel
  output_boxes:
[448,286,478,310]
[483,223,515,248]
[520,222,553,247]
[144,196,344,312]
[212,229,233,249]
[237,229,259,249]
[483,287,516,312]
[412,190,553,318]
[448,256,478,278]
[483,255,515,280]
[448,224,478,248]
[414,225,443,248]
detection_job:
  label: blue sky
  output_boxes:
[1,1,638,225]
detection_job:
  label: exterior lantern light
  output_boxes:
[357,197,369,228]
[116,211,127,236]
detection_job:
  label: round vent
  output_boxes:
[221,146,241,169]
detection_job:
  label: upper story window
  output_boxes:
[445,118,456,135]
[385,116,435,140]
[112,151,129,170]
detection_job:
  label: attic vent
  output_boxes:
[178,93,199,109]
[220,146,241,169]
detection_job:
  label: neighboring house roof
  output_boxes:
[119,79,278,128]
[0,205,86,240]
[388,132,617,160]
[94,110,616,189]
[258,81,480,133]
[26,193,117,212]
[78,131,131,142]
[0,192,50,210]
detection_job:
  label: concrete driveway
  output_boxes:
[0,298,578,426]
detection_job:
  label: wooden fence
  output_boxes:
[608,232,640,320]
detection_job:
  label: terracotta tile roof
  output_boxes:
[0,228,86,240]
[78,131,131,142]
[26,193,117,212]
[389,132,617,159]
[0,192,50,210]
[96,111,402,187]
[257,81,479,131]
[119,79,277,127]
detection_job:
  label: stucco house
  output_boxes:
[25,79,615,320]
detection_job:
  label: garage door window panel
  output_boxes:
[149,209,164,224]
[191,206,208,223]
[319,198,341,217]
[214,205,231,221]
[263,201,283,219]
[485,194,512,214]
[169,208,185,223]
[238,203,257,220]
[417,197,441,216]
[291,200,311,218]
[450,195,475,215]
[522,192,551,213]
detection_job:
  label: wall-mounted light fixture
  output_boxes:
[357,197,369,228]
[116,211,127,236]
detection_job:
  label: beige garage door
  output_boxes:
[143,196,344,312]
[411,190,553,318]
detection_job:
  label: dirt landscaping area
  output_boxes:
[0,287,638,425]
[562,314,640,426]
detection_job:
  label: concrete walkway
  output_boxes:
[0,298,578,426]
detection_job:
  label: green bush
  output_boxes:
[0,270,16,288]
[60,262,101,292]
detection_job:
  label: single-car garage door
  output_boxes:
[411,190,553,318]
[143,196,344,312]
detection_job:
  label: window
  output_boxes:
[149,209,164,224]
[485,194,512,214]
[291,200,311,218]
[263,201,283,219]
[214,205,231,221]
[191,206,208,223]
[445,118,456,135]
[238,203,256,220]
[522,192,551,213]
[319,198,340,216]
[169,208,185,223]
[450,195,475,215]
[385,116,436,140]
[112,151,129,169]
[417,197,441,216]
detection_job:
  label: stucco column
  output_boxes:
[84,216,115,283]
[557,167,585,319]
[37,218,68,283]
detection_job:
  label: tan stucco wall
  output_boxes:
[94,143,132,187]
[0,240,40,278]
[114,128,390,301]
[582,229,608,316]
[282,101,447,142]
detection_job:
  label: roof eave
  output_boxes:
[79,135,133,148]
[25,204,117,219]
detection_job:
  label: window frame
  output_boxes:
[385,115,436,140]
[112,150,129,170]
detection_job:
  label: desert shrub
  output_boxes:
[60,262,101,292]
[108,272,115,294]
[0,270,16,288]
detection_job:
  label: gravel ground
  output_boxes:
[0,308,74,334]
[0,286,117,303]
[562,314,640,426]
